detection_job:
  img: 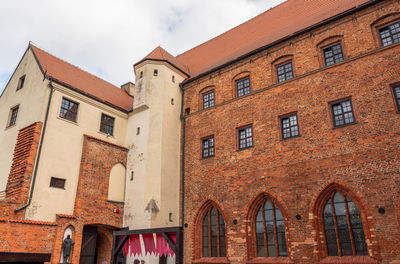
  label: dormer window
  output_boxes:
[17,75,25,90]
[154,69,158,76]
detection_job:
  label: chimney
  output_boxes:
[121,82,135,96]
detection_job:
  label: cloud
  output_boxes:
[0,0,286,94]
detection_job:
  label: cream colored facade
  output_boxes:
[0,47,129,222]
[124,61,185,229]
[0,49,48,197]
[26,82,128,221]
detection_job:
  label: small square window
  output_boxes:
[238,125,253,150]
[280,113,300,139]
[100,113,115,136]
[203,91,215,109]
[59,98,79,123]
[236,77,251,97]
[392,84,400,112]
[202,136,215,158]
[50,177,66,189]
[8,106,19,127]
[276,62,294,83]
[17,75,25,90]
[323,43,344,66]
[330,99,356,127]
[379,20,400,47]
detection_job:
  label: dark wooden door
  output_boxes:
[79,226,98,264]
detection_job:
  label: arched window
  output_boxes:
[255,200,287,257]
[323,192,367,256]
[202,206,226,257]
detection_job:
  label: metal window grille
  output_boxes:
[9,106,19,127]
[59,98,79,122]
[331,99,355,127]
[379,21,400,47]
[323,43,344,66]
[238,126,253,149]
[276,62,294,83]
[280,114,299,139]
[203,91,215,109]
[236,77,251,97]
[100,114,115,135]
[202,137,214,158]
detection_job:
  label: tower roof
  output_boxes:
[135,46,189,76]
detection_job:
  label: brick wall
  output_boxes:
[4,122,42,211]
[182,1,400,263]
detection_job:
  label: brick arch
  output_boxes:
[192,199,228,260]
[310,181,379,261]
[246,191,291,260]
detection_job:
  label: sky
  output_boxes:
[0,0,286,94]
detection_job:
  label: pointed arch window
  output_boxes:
[202,206,226,257]
[255,200,287,257]
[323,192,367,256]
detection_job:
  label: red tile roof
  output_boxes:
[30,45,133,112]
[174,0,373,80]
[136,46,189,75]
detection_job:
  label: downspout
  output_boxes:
[15,77,54,212]
[179,83,186,258]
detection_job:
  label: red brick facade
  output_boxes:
[182,1,400,264]
[0,132,127,264]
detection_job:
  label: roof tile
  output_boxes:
[31,45,133,112]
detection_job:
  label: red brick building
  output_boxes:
[179,0,400,263]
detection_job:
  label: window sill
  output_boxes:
[107,199,124,204]
[193,257,230,264]
[281,134,301,141]
[5,124,16,130]
[201,155,215,160]
[332,121,357,129]
[237,145,254,152]
[98,130,115,138]
[247,257,293,264]
[57,116,78,126]
[318,256,378,264]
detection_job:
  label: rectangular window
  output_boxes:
[330,99,356,127]
[379,20,400,47]
[203,91,215,109]
[59,97,79,122]
[323,43,344,66]
[17,75,25,90]
[276,62,293,83]
[50,177,66,189]
[100,113,115,135]
[236,77,251,97]
[280,113,300,139]
[392,85,400,112]
[202,136,215,158]
[8,106,19,127]
[238,125,253,150]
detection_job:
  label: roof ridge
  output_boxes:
[176,0,290,58]
[30,44,120,89]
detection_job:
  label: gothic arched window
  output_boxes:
[255,200,287,257]
[202,206,226,257]
[323,192,367,256]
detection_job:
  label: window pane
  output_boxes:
[324,199,338,256]
[347,199,367,255]
[281,114,299,139]
[324,43,344,66]
[59,98,78,122]
[203,212,209,257]
[236,77,251,97]
[276,62,293,83]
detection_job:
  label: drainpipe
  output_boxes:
[15,77,54,213]
[179,83,186,257]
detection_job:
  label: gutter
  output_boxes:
[182,0,384,86]
[15,77,54,213]
[179,82,186,257]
